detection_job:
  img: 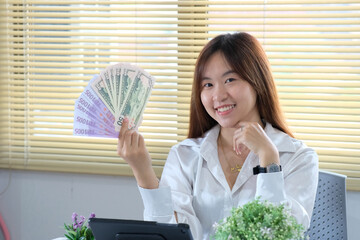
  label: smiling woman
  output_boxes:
[0,1,359,192]
[128,32,318,240]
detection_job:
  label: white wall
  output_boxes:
[0,169,143,240]
[0,169,359,240]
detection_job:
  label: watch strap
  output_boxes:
[253,164,282,175]
[253,165,267,175]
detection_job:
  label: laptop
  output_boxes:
[88,218,194,240]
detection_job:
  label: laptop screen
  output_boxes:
[88,218,194,240]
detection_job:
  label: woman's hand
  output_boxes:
[117,118,149,169]
[232,122,279,167]
[117,118,159,189]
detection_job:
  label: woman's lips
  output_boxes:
[215,104,235,115]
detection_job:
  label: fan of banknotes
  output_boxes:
[73,63,156,138]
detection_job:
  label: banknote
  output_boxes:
[115,70,155,130]
[90,75,115,115]
[100,69,115,105]
[107,63,127,116]
[113,64,122,112]
[73,125,116,138]
[117,64,137,117]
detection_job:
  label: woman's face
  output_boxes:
[200,51,261,128]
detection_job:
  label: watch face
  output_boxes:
[268,164,281,173]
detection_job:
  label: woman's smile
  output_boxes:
[215,104,236,115]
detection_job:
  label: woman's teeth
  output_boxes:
[217,105,235,112]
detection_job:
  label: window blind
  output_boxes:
[0,0,359,191]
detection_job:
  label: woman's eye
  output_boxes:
[203,82,213,88]
[225,78,235,83]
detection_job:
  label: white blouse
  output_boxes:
[138,123,319,240]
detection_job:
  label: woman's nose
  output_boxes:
[213,85,228,102]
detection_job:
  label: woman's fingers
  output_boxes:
[118,118,133,157]
[118,117,129,139]
[117,117,144,160]
[138,134,145,148]
[130,129,139,148]
[233,121,265,155]
[233,122,247,155]
[124,129,134,148]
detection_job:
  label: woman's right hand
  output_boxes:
[117,117,159,189]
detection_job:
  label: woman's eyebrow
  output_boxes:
[202,70,235,81]
[201,76,212,81]
[222,70,235,77]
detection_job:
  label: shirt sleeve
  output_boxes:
[255,146,319,230]
[255,171,286,202]
[138,145,204,240]
[138,185,176,223]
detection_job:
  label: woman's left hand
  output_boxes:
[233,122,279,166]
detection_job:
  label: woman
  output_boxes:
[117,32,319,240]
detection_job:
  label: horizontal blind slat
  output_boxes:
[5,37,360,46]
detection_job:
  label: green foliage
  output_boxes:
[213,197,306,240]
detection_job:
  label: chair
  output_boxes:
[306,170,348,240]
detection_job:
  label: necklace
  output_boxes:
[218,136,242,173]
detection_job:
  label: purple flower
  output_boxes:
[77,215,85,227]
[72,212,78,229]
[87,213,96,227]
[72,212,78,223]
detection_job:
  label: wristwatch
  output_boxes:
[253,163,282,175]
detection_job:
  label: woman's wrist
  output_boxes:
[133,165,159,189]
[258,143,279,167]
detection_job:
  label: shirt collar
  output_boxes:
[264,122,296,153]
[199,125,221,160]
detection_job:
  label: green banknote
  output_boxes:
[115,70,155,130]
[100,68,115,106]
[113,64,122,114]
[90,75,115,115]
[116,65,137,118]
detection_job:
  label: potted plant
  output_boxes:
[213,197,306,240]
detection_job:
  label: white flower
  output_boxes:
[260,227,274,239]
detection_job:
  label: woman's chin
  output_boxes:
[218,121,238,129]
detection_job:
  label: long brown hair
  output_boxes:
[188,32,294,138]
